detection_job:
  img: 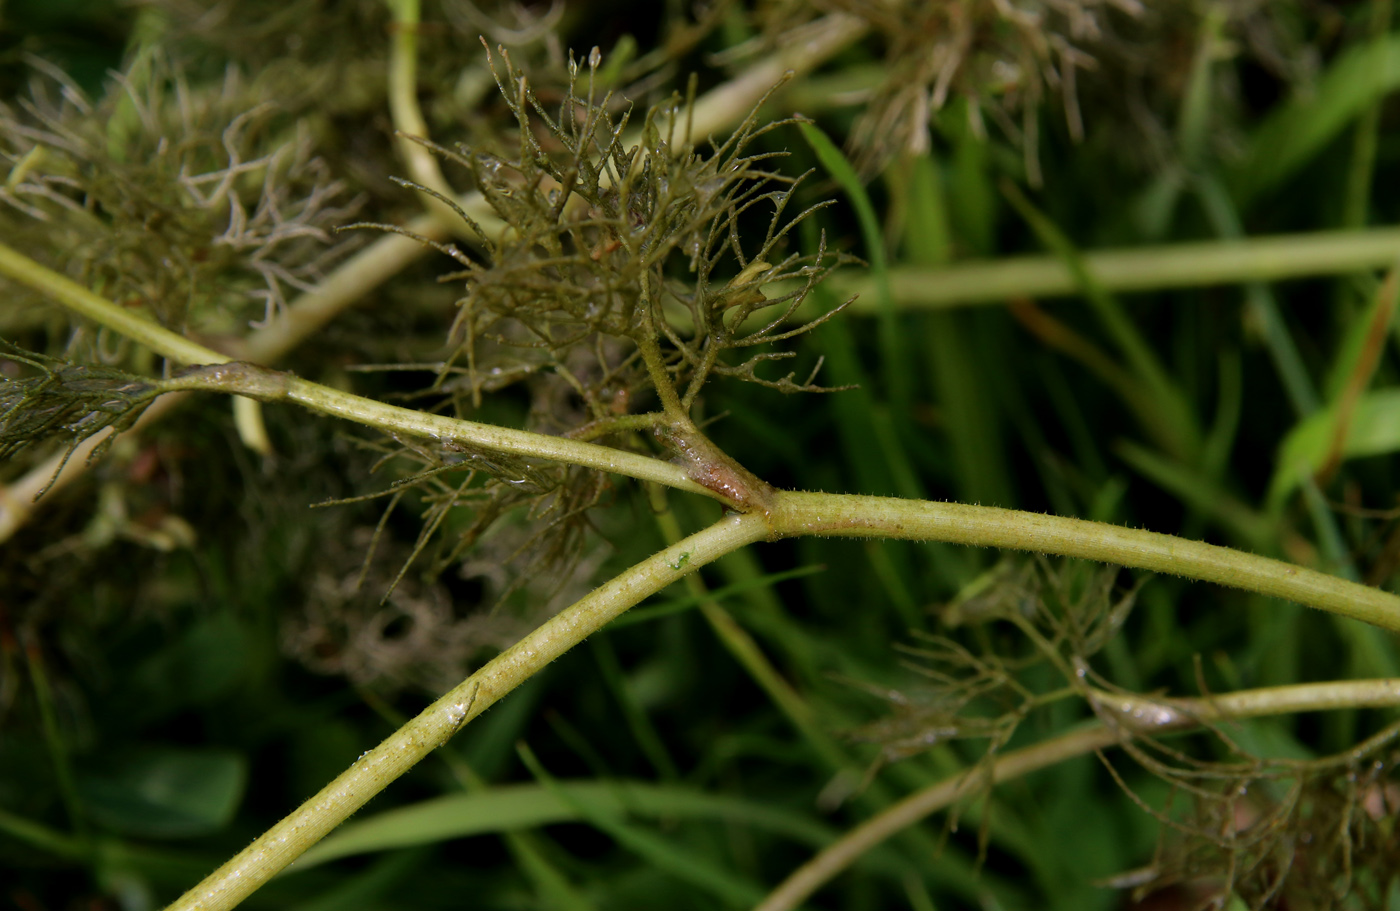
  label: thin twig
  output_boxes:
[753,678,1400,911]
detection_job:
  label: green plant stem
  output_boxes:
[384,0,464,228]
[754,677,1400,911]
[163,512,770,911]
[765,491,1400,631]
[636,311,688,422]
[357,687,597,910]
[0,244,219,366]
[23,639,88,848]
[806,227,1400,311]
[0,242,718,503]
[1092,678,1400,732]
[146,445,1400,910]
[193,366,717,499]
[0,219,438,542]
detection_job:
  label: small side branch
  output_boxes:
[754,678,1400,911]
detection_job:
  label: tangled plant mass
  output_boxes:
[2,3,1400,911]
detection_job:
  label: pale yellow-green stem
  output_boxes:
[816,226,1400,311]
[145,479,1400,911]
[384,0,467,229]
[0,219,441,542]
[163,512,770,911]
[753,677,1400,911]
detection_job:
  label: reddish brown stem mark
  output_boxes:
[656,422,774,514]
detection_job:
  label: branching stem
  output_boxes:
[752,678,1400,911]
[6,239,1397,621]
[0,242,719,502]
[0,15,870,541]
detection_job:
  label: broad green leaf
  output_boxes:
[79,748,246,838]
[1267,388,1400,507]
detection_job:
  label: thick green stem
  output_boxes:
[9,234,1396,624]
[766,491,1400,631]
[164,512,770,911]
[754,678,1400,911]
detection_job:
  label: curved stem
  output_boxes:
[164,512,770,911]
[7,247,1393,624]
[767,491,1400,631]
[754,677,1400,911]
[384,0,466,227]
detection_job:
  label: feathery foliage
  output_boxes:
[1,3,1399,911]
